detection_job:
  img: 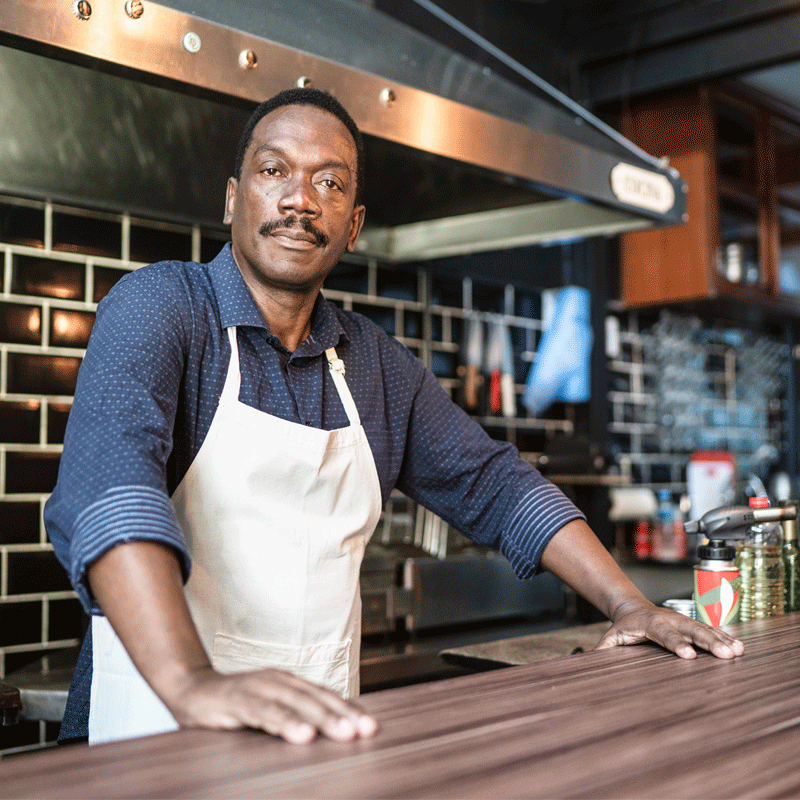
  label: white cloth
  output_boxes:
[89,326,382,744]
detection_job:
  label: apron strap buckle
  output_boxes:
[326,348,346,376]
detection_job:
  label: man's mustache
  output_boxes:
[259,216,329,248]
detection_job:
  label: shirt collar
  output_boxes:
[208,243,347,357]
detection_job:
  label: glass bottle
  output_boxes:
[736,496,785,620]
[780,501,800,613]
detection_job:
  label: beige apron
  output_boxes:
[89,325,382,744]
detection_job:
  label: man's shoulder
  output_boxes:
[115,258,209,291]
[101,259,214,311]
[91,259,221,347]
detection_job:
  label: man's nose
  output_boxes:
[278,175,320,215]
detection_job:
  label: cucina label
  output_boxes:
[610,162,676,214]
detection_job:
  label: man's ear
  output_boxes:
[223,177,238,225]
[346,204,366,252]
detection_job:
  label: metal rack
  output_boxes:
[606,307,790,494]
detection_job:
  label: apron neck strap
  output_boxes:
[223,327,242,402]
[326,348,361,426]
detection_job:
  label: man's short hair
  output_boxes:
[233,87,366,205]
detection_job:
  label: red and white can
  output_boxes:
[693,542,741,626]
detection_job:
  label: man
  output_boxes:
[45,88,742,747]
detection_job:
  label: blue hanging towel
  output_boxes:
[522,286,593,417]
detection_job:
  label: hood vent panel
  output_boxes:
[0,0,685,259]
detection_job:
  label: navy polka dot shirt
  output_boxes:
[45,243,585,739]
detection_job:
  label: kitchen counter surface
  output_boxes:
[1,614,798,799]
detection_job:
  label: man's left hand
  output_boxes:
[540,519,744,661]
[594,600,744,659]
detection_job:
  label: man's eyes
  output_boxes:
[257,167,344,191]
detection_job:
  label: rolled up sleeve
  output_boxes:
[44,267,192,613]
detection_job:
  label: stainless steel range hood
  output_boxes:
[0,0,685,261]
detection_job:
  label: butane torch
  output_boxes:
[684,503,797,626]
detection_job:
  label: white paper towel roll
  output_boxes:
[609,487,658,522]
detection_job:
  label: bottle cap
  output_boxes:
[749,496,769,508]
[697,540,735,561]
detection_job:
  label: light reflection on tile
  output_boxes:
[12,255,85,300]
[52,212,121,259]
[93,267,128,303]
[0,302,41,344]
[50,309,95,348]
[0,203,45,247]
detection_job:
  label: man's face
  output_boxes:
[224,104,365,297]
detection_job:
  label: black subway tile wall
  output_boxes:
[6,551,73,595]
[49,309,95,349]
[92,266,128,303]
[0,502,41,545]
[200,233,230,265]
[0,601,43,647]
[46,403,72,445]
[0,401,41,444]
[52,212,122,259]
[0,203,45,249]
[5,452,62,495]
[12,255,86,301]
[7,354,82,396]
[129,223,193,265]
[0,196,231,755]
[0,302,42,345]
[47,598,86,643]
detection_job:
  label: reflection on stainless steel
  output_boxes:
[237,49,257,71]
[124,0,145,20]
[404,553,564,632]
[70,1,91,22]
[0,0,685,257]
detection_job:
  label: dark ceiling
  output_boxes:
[377,0,800,118]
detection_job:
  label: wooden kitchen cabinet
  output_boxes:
[619,84,800,316]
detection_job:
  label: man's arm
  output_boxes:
[540,519,744,659]
[87,541,377,743]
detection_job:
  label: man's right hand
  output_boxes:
[166,665,377,744]
[88,541,378,744]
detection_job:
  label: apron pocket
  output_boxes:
[213,632,352,698]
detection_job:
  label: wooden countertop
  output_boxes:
[2,614,800,799]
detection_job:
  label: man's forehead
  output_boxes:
[249,104,358,164]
